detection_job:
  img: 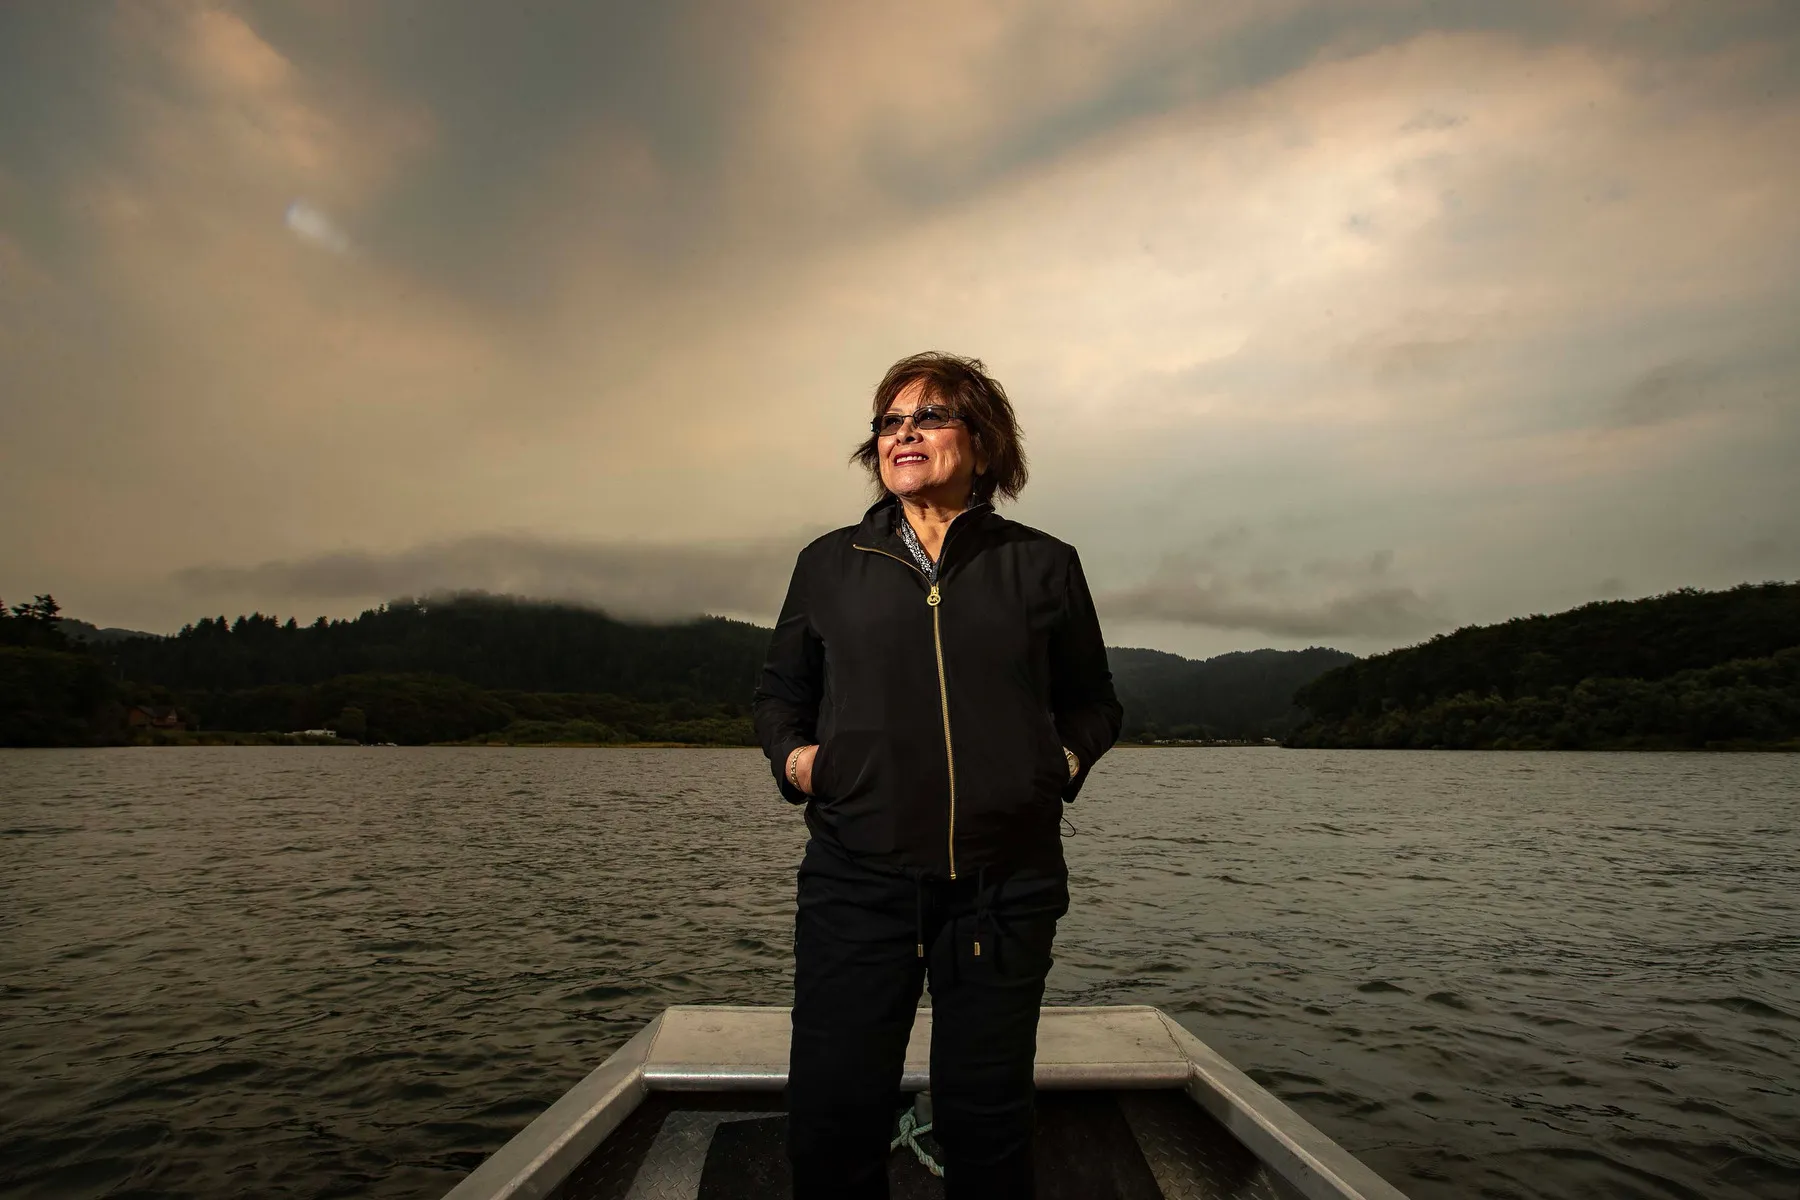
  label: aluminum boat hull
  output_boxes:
[441,1004,1408,1200]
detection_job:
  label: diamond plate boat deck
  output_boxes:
[441,1005,1409,1200]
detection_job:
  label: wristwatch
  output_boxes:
[1063,747,1080,780]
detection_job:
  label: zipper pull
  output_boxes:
[927,584,941,607]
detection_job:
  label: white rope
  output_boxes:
[889,1106,945,1177]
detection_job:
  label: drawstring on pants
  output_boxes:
[914,873,925,959]
[911,866,1009,965]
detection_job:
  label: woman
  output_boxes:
[753,351,1123,1198]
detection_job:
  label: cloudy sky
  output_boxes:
[2,0,1796,659]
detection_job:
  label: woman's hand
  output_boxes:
[788,744,821,795]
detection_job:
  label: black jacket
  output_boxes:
[753,498,1123,877]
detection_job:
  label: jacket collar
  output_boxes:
[853,495,996,552]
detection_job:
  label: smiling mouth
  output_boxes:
[893,453,928,465]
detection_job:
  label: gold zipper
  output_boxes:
[926,582,956,880]
[854,544,959,879]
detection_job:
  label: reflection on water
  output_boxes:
[1,748,1796,1198]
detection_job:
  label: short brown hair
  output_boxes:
[851,351,1029,504]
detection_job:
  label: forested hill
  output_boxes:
[99,596,772,745]
[1111,646,1355,741]
[1290,582,1800,750]
[108,596,768,704]
[18,585,1797,749]
[6,592,1349,746]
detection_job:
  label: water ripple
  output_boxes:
[0,747,1796,1198]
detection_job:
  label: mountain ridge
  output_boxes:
[1290,581,1800,750]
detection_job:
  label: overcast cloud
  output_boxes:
[2,0,1797,657]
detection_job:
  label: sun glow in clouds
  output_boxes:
[283,199,350,254]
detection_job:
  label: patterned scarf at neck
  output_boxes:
[896,510,943,584]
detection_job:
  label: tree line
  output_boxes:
[108,594,768,701]
[4,590,1348,748]
[2,594,761,747]
[1289,582,1800,750]
[15,582,1790,751]
[1,596,118,746]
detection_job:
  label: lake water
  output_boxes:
[2,748,1796,1199]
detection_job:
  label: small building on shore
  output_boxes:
[125,706,183,731]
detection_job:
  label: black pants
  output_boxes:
[787,837,1069,1199]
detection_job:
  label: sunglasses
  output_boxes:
[871,405,964,436]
